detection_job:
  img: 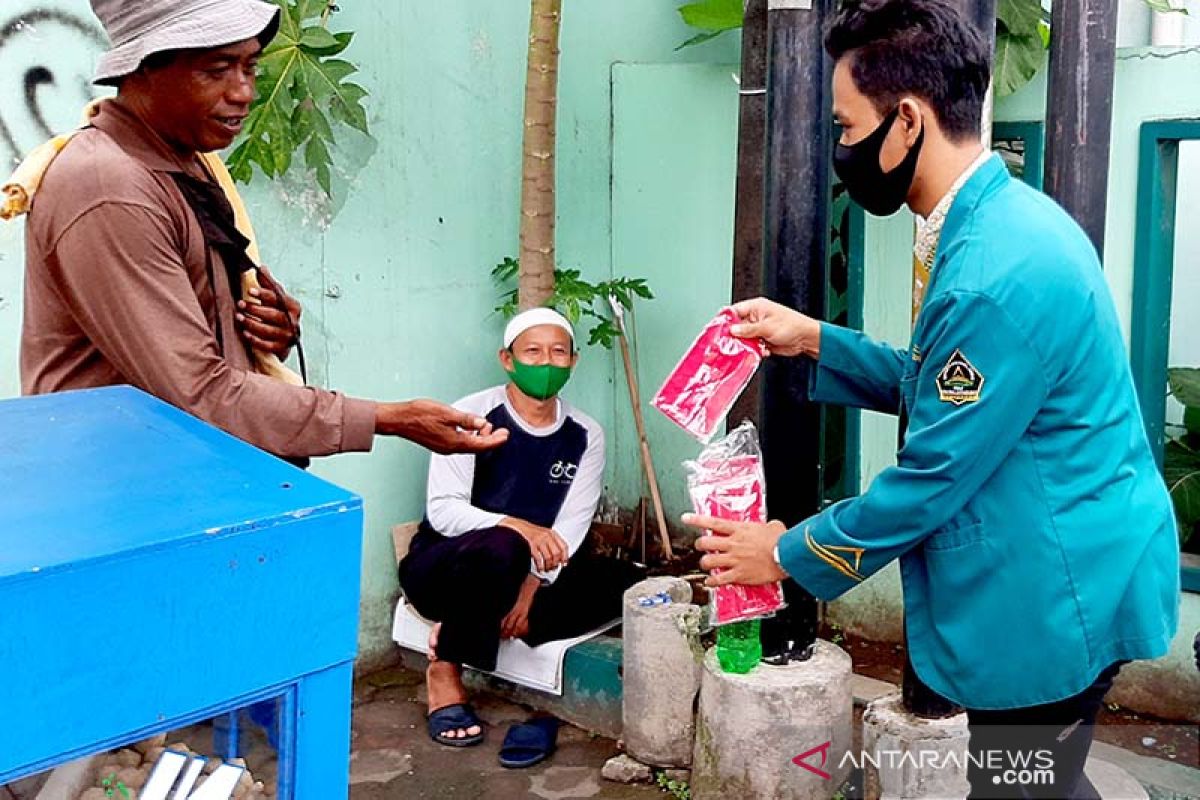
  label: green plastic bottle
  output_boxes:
[716,618,762,673]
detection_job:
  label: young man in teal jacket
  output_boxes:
[686,1,1180,797]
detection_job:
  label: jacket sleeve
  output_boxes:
[808,322,909,414]
[778,290,1048,600]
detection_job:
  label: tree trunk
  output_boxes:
[518,0,562,310]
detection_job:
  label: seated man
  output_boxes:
[399,308,643,752]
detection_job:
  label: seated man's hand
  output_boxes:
[684,513,788,586]
[237,266,302,358]
[501,574,541,640]
[502,517,569,573]
[377,400,509,454]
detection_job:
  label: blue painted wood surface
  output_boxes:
[0,386,364,797]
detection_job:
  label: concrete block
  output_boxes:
[622,577,704,768]
[860,692,970,800]
[693,640,854,800]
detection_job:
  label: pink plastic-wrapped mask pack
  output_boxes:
[685,422,786,625]
[651,307,767,442]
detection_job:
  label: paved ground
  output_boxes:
[6,665,1195,799]
[348,668,664,800]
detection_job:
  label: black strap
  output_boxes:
[170,171,307,384]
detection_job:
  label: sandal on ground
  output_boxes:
[427,703,484,748]
[498,717,560,769]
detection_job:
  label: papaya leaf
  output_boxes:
[994,29,1046,97]
[1165,439,1200,544]
[996,0,1042,35]
[678,0,743,32]
[225,0,371,197]
[1168,367,1200,408]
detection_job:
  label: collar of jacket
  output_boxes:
[938,153,1011,251]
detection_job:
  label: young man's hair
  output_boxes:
[825,0,991,141]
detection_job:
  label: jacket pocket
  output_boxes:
[925,522,985,551]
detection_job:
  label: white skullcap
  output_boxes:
[503,308,575,349]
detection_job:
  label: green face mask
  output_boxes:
[507,357,573,400]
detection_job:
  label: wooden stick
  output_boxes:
[616,325,674,561]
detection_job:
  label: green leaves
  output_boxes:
[101,773,131,800]
[1169,367,1200,409]
[676,0,743,51]
[994,29,1047,97]
[1165,440,1200,546]
[1167,367,1200,545]
[994,0,1048,97]
[226,0,371,196]
[491,258,654,349]
[996,0,1044,34]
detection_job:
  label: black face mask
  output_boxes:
[833,106,925,217]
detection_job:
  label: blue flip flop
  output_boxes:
[498,717,560,769]
[427,703,484,748]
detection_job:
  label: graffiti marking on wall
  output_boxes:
[0,6,106,166]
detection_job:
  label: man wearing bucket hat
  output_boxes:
[19,0,506,460]
[398,308,642,760]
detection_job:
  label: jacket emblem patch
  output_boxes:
[936,348,984,406]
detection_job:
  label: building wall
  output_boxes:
[0,1,743,666]
[1,2,1195,714]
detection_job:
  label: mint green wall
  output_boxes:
[0,1,741,664]
[611,63,739,522]
[2,2,1196,714]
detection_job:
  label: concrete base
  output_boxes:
[621,577,704,768]
[861,693,970,800]
[692,639,854,800]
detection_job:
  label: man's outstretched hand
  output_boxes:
[377,399,509,454]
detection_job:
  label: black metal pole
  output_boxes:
[729,0,768,430]
[758,0,832,663]
[1044,0,1118,256]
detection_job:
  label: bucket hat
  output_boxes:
[91,0,281,85]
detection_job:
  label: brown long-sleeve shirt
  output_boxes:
[21,100,377,459]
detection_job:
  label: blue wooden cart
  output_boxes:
[0,386,363,798]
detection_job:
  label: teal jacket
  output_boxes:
[777,155,1180,710]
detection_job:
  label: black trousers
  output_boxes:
[965,662,1124,800]
[399,525,644,672]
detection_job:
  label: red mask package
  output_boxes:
[651,307,767,442]
[685,422,786,625]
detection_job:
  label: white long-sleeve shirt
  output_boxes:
[424,385,605,583]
